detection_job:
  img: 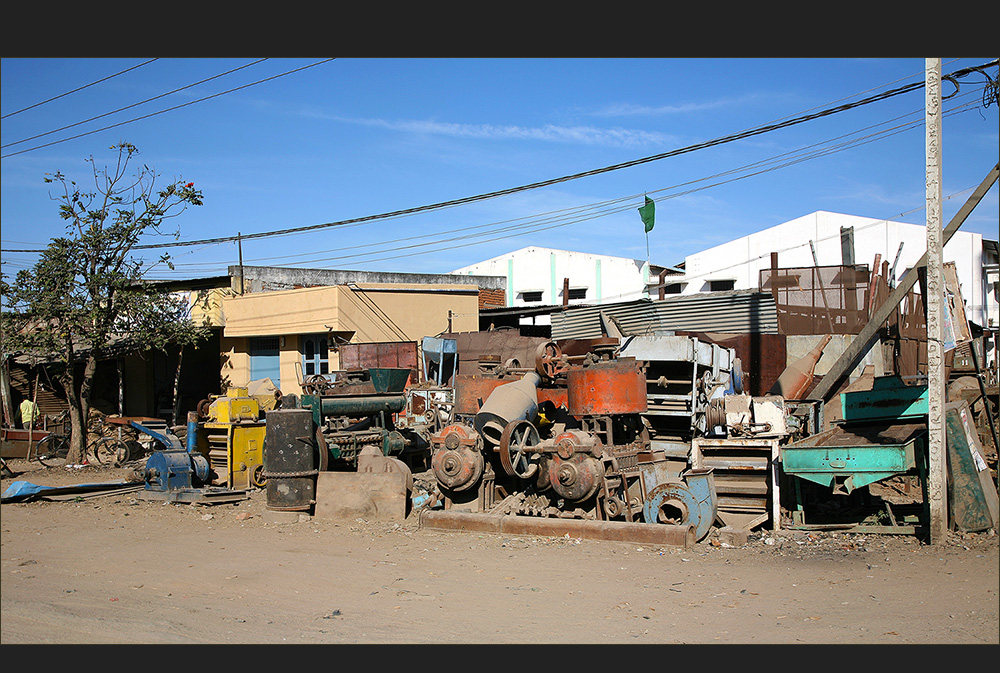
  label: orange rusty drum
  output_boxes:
[567,358,647,416]
[453,375,510,416]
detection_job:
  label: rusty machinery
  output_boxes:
[298,367,441,472]
[426,339,719,542]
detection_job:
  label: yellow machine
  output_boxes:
[195,387,267,490]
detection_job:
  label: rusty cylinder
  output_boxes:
[567,358,647,416]
[547,453,604,502]
[473,372,540,445]
[418,510,696,548]
[263,408,317,512]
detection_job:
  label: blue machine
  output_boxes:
[135,412,247,504]
[638,460,718,542]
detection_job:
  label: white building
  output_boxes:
[451,246,673,325]
[676,211,996,329]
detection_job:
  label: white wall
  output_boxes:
[452,247,652,321]
[680,211,990,327]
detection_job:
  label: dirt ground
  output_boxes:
[1,457,997,647]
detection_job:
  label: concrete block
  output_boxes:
[263,508,308,525]
[717,526,749,547]
[313,471,408,522]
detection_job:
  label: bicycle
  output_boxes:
[35,412,133,468]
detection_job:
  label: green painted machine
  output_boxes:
[781,376,929,534]
[299,367,432,470]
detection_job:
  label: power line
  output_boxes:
[0,58,336,159]
[4,60,996,264]
[2,59,270,150]
[1,58,159,119]
[112,58,1000,252]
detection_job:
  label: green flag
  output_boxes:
[638,195,655,233]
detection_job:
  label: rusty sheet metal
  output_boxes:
[550,292,778,340]
[440,331,552,376]
[418,510,695,547]
[567,358,647,416]
[760,265,871,336]
[339,341,419,383]
[454,374,569,417]
[537,387,569,411]
[453,375,511,416]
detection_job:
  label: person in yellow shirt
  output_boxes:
[19,398,40,429]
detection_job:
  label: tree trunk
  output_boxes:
[64,354,98,465]
[63,366,87,465]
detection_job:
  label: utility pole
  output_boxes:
[925,58,947,544]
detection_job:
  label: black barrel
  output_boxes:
[264,408,318,512]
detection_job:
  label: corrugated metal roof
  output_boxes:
[550,291,778,339]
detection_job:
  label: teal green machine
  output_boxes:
[781,376,929,534]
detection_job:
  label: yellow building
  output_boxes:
[216,281,481,396]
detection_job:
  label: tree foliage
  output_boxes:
[1,143,210,464]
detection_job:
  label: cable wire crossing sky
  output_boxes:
[1,58,997,282]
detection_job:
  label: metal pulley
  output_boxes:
[497,419,540,479]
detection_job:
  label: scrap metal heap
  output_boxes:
[298,367,442,472]
[426,338,723,542]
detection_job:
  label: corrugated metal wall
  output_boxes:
[550,291,778,340]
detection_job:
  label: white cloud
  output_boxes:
[300,109,677,148]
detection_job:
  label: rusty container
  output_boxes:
[264,409,317,512]
[567,358,647,416]
[453,375,511,417]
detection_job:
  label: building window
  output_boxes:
[302,334,329,376]
[663,283,683,294]
[521,291,543,303]
[567,287,587,300]
[709,279,735,292]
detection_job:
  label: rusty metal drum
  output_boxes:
[567,358,647,416]
[263,409,318,511]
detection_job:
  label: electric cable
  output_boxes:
[112,58,1000,253]
[3,60,996,275]
[142,90,987,273]
[0,58,336,159]
[1,59,270,150]
[1,58,158,119]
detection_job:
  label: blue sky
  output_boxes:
[2,57,997,282]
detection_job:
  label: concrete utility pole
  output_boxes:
[925,58,947,544]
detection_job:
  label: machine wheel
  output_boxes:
[315,426,330,472]
[498,420,540,479]
[36,434,70,467]
[252,463,268,488]
[534,341,564,379]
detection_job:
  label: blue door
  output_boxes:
[249,337,280,388]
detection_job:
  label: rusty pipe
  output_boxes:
[418,510,695,548]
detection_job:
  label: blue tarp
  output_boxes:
[2,480,136,503]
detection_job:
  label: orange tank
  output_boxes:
[567,358,647,416]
